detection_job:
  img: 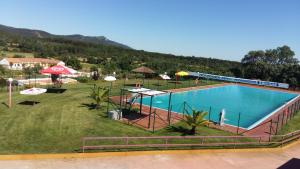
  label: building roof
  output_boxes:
[4,58,60,64]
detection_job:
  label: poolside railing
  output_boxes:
[81,129,300,152]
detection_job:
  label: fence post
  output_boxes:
[152,109,156,133]
[139,94,143,114]
[281,110,285,126]
[275,114,280,135]
[148,96,153,128]
[285,107,289,124]
[290,105,293,121]
[294,100,300,116]
[237,112,241,134]
[208,106,212,127]
[289,104,293,120]
[167,92,172,125]
[82,138,85,153]
[169,105,173,125]
[182,101,186,118]
[269,119,273,142]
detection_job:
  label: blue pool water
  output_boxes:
[138,85,298,129]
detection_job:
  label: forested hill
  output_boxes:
[0,24,131,49]
[0,25,241,77]
[1,25,299,88]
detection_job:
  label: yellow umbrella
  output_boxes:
[175,71,189,76]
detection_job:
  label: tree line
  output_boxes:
[0,32,240,76]
[241,46,299,88]
[0,32,299,88]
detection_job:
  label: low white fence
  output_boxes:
[17,78,77,85]
[189,72,289,89]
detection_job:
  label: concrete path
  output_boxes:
[1,141,300,169]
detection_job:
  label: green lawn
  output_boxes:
[277,110,300,135]
[0,51,35,58]
[0,79,235,154]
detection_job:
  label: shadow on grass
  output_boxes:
[18,101,40,106]
[166,125,192,136]
[46,88,67,94]
[1,102,9,108]
[79,103,108,118]
[124,83,144,87]
[80,103,97,110]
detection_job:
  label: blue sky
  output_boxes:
[1,0,299,61]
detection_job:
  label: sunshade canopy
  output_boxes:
[175,71,189,76]
[20,88,47,95]
[127,88,151,93]
[40,65,72,75]
[159,74,171,80]
[124,87,166,96]
[64,66,77,74]
[132,66,155,74]
[104,76,117,82]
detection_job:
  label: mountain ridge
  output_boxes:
[0,24,131,49]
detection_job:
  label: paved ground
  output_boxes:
[1,141,300,169]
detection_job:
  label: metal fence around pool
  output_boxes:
[177,96,300,136]
[112,88,300,134]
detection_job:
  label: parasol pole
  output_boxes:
[8,78,13,108]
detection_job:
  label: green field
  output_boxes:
[0,79,237,154]
[0,51,35,58]
[277,111,300,135]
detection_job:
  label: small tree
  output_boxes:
[90,65,100,81]
[0,65,6,75]
[90,84,109,109]
[184,110,208,135]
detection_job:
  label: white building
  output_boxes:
[0,58,64,70]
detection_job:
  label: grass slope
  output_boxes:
[277,110,300,135]
[0,79,234,154]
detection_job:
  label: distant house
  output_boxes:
[0,58,64,70]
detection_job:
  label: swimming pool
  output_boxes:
[138,85,299,129]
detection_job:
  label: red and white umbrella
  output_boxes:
[40,65,72,75]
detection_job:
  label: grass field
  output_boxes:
[0,51,35,58]
[277,110,300,135]
[0,79,238,154]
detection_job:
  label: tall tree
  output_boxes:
[241,46,299,88]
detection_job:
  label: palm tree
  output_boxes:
[184,110,208,135]
[90,84,109,109]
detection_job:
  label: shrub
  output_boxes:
[76,76,89,83]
